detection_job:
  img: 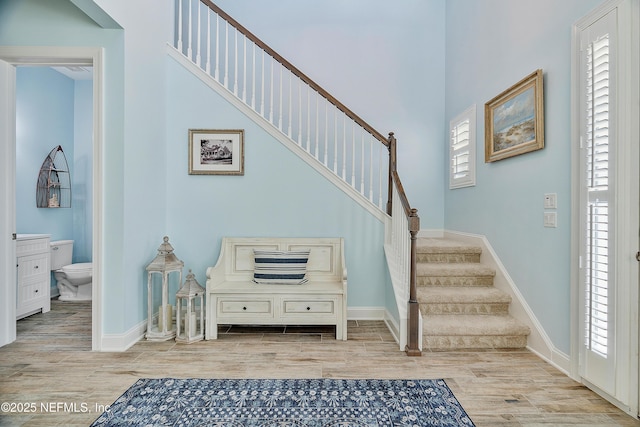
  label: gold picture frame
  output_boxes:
[188,129,244,175]
[485,69,544,162]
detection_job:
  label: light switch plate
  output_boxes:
[544,193,557,209]
[544,212,557,228]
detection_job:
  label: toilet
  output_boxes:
[50,240,92,301]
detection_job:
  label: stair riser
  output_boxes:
[421,303,509,315]
[423,335,528,350]
[417,253,481,264]
[418,276,494,287]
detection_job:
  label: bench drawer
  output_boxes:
[283,300,335,314]
[219,299,272,314]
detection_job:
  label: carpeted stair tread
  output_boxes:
[423,314,530,336]
[423,334,528,350]
[416,238,482,254]
[416,238,482,263]
[417,263,495,277]
[419,287,512,315]
[418,287,511,304]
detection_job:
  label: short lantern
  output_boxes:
[145,236,184,341]
[175,269,205,343]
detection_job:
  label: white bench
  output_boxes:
[205,237,347,340]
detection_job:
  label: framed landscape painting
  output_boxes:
[485,69,544,162]
[188,129,244,175]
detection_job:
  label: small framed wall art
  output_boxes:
[485,69,544,162]
[188,129,244,175]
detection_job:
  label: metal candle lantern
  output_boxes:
[175,269,205,343]
[145,236,184,341]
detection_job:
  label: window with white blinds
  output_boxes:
[449,105,476,189]
[585,34,611,358]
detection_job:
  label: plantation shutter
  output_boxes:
[585,33,611,358]
[579,6,617,396]
[449,105,476,189]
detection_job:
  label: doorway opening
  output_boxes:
[15,64,94,349]
[0,46,104,351]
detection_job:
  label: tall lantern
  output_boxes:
[145,236,184,341]
[175,269,205,343]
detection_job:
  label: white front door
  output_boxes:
[579,6,617,396]
[574,0,639,414]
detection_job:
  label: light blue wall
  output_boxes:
[91,0,172,333]
[165,57,390,308]
[213,0,446,229]
[444,0,604,354]
[16,67,75,241]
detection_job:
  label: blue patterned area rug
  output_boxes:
[90,378,475,427]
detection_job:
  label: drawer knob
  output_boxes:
[34,290,38,293]
[306,306,311,311]
[243,306,247,311]
[34,266,38,269]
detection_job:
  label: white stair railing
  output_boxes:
[176,0,389,211]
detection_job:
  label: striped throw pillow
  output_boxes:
[252,249,310,285]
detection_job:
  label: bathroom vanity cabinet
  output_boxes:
[16,234,51,319]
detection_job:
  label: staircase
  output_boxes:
[176,1,529,354]
[416,238,530,350]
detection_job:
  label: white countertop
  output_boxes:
[16,234,51,241]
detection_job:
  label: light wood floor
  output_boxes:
[1,300,639,427]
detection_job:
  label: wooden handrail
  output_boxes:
[387,133,414,217]
[202,0,389,147]
[390,171,412,217]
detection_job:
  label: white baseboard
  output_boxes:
[348,307,407,351]
[348,306,404,350]
[383,309,403,351]
[527,345,571,376]
[100,319,146,352]
[347,306,386,320]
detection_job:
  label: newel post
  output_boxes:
[387,132,397,215]
[406,208,422,356]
